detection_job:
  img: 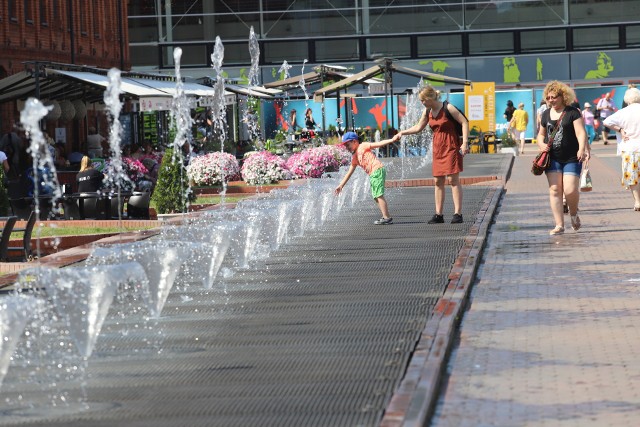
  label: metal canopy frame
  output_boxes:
[311,59,471,136]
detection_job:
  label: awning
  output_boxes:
[265,64,383,92]
[263,71,319,90]
[0,66,222,105]
[48,69,219,98]
[313,65,384,102]
[0,70,93,103]
[312,63,471,102]
[391,65,471,86]
[224,84,276,99]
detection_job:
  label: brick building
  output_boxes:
[0,0,130,151]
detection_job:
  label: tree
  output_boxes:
[151,147,195,214]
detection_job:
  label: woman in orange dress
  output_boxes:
[393,86,469,224]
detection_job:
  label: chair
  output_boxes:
[9,197,33,220]
[35,196,56,220]
[126,192,151,219]
[62,197,82,220]
[0,216,18,262]
[77,193,109,219]
[6,211,36,261]
[482,131,497,153]
[109,195,127,219]
[468,127,484,153]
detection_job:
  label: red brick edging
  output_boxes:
[380,185,504,426]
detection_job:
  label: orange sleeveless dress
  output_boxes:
[429,107,463,177]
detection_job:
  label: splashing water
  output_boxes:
[103,68,133,196]
[243,27,261,145]
[299,59,309,103]
[171,47,195,214]
[399,81,432,163]
[247,27,260,87]
[211,36,228,152]
[278,60,292,106]
[278,60,292,81]
[20,98,62,252]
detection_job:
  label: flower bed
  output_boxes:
[187,152,241,186]
[241,150,292,185]
[285,145,342,179]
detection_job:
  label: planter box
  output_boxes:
[193,181,291,195]
[500,147,518,156]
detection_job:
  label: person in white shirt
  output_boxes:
[597,92,616,144]
[0,150,9,174]
[603,87,640,210]
[87,127,106,158]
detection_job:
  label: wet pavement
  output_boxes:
[0,154,506,426]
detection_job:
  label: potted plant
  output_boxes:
[499,130,518,156]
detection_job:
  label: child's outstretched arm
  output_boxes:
[369,138,396,150]
[334,164,357,195]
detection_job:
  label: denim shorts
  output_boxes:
[369,167,386,199]
[546,159,582,177]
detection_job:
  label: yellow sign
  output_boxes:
[464,82,496,133]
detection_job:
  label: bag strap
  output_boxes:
[546,111,565,144]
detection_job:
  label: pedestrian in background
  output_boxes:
[536,100,548,137]
[512,102,529,154]
[603,87,640,211]
[334,131,396,225]
[596,92,616,144]
[537,80,588,235]
[392,85,469,224]
[582,102,596,145]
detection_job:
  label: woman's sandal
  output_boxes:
[634,205,640,211]
[570,215,581,231]
[549,226,565,236]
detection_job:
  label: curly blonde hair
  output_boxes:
[543,80,576,107]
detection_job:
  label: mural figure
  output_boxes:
[584,52,614,79]
[369,100,390,131]
[536,58,543,81]
[419,60,451,87]
[503,56,521,83]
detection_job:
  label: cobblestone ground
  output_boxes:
[432,143,640,427]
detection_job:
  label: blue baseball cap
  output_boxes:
[341,131,359,143]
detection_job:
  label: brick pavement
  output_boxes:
[431,142,640,426]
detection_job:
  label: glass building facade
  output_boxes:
[128,1,640,87]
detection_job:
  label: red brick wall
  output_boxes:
[0,0,130,137]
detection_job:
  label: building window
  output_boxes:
[469,31,514,56]
[24,0,33,24]
[627,24,640,48]
[8,0,17,22]
[80,0,87,35]
[40,0,48,26]
[521,29,566,53]
[418,34,462,57]
[573,26,618,50]
[93,0,101,38]
[52,0,61,28]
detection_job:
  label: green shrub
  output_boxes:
[0,169,9,216]
[151,147,195,214]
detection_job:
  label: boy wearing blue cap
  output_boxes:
[334,131,396,225]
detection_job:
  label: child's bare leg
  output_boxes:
[375,196,391,218]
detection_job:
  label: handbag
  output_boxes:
[531,150,550,175]
[531,111,565,176]
[580,166,593,192]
